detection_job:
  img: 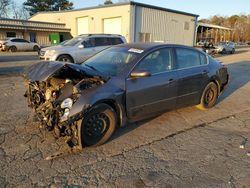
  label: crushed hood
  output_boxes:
[23,61,104,82]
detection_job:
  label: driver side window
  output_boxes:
[82,38,95,48]
[135,48,173,74]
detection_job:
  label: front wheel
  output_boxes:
[80,104,117,147]
[196,82,218,110]
[57,55,74,63]
[231,48,235,54]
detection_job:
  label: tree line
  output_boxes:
[2,0,125,19]
[200,15,250,42]
[0,0,74,19]
[1,0,249,43]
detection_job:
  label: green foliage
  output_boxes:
[23,0,74,16]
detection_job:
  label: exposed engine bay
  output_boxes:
[23,62,106,157]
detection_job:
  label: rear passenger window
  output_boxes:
[175,48,204,69]
[11,39,18,42]
[109,37,123,45]
[12,39,28,43]
[94,37,109,46]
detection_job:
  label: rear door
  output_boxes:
[126,47,178,121]
[20,39,31,50]
[174,47,210,108]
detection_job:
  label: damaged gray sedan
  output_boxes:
[24,43,229,151]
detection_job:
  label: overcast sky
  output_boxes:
[16,0,250,19]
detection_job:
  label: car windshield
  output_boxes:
[63,36,87,46]
[82,47,140,76]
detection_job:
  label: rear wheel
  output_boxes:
[33,45,39,52]
[196,82,218,110]
[221,48,226,54]
[9,46,17,52]
[80,104,116,147]
[57,55,74,63]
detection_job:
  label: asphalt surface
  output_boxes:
[0,52,39,75]
[0,47,250,187]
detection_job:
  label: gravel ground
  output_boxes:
[0,48,250,187]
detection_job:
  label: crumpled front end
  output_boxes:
[23,61,106,150]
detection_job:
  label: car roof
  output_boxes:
[78,34,123,37]
[115,42,195,51]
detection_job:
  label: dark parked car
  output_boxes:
[24,43,229,151]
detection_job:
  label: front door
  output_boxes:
[126,48,178,121]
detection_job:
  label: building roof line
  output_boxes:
[130,2,199,17]
[198,22,232,30]
[0,17,65,25]
[29,1,199,20]
[0,24,71,32]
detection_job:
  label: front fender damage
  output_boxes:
[23,61,108,159]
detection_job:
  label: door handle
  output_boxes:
[202,70,209,74]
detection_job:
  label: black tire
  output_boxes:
[221,48,226,54]
[57,55,74,63]
[80,104,116,147]
[9,46,17,52]
[196,82,218,110]
[33,45,39,52]
[231,48,235,54]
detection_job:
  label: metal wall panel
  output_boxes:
[134,6,197,46]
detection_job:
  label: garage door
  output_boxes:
[77,17,89,35]
[103,17,122,35]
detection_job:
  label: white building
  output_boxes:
[29,1,199,46]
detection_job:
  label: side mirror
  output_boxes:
[130,70,151,78]
[78,44,84,49]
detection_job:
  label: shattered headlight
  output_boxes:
[60,108,70,122]
[60,98,73,122]
[60,98,73,109]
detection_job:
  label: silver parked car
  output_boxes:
[0,38,40,52]
[39,34,127,64]
[215,42,236,54]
